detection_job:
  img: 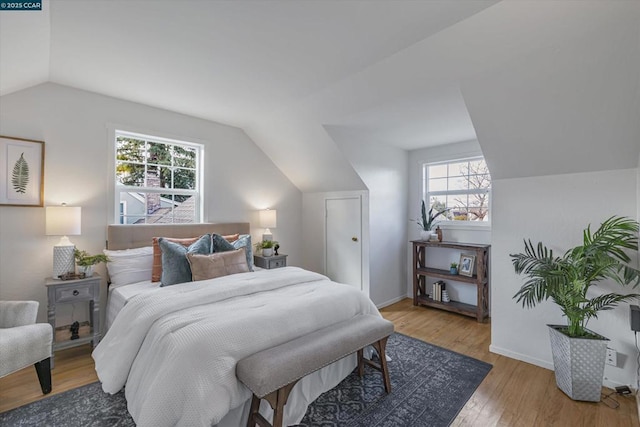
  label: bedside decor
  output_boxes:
[259,208,277,242]
[255,240,277,257]
[0,135,45,207]
[74,249,110,277]
[46,205,81,279]
[511,216,640,401]
[458,254,475,277]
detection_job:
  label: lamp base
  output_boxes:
[53,245,75,279]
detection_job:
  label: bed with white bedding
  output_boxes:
[95,224,381,427]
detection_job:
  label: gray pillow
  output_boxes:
[211,234,235,252]
[159,234,212,286]
[211,233,254,271]
[232,234,254,271]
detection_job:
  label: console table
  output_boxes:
[411,240,490,322]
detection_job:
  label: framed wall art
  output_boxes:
[0,136,44,207]
[458,253,476,277]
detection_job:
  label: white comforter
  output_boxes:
[93,267,379,426]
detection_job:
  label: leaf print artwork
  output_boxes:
[11,152,29,194]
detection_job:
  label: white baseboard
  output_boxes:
[376,295,406,309]
[489,344,554,370]
[489,345,628,389]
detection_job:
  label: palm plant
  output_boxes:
[511,216,640,338]
[416,200,448,231]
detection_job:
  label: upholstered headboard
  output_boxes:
[106,223,250,250]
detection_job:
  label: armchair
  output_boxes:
[0,301,53,394]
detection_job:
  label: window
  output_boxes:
[114,131,203,224]
[423,157,491,223]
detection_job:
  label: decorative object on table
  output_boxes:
[441,290,450,303]
[74,249,109,277]
[431,280,446,302]
[0,135,44,207]
[511,216,640,402]
[70,321,80,340]
[436,225,443,242]
[255,240,278,257]
[413,200,447,241]
[450,262,458,275]
[46,204,81,279]
[274,243,280,256]
[458,253,476,277]
[259,208,277,242]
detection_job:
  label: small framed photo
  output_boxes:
[0,136,44,207]
[458,254,476,277]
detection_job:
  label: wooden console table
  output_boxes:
[412,240,490,322]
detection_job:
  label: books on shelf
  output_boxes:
[431,280,446,302]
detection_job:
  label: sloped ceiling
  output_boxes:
[1,1,639,190]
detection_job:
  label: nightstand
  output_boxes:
[45,274,101,367]
[254,254,287,269]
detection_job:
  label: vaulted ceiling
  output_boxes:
[1,1,639,191]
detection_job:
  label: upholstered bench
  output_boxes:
[236,314,394,427]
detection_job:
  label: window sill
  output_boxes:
[438,222,491,232]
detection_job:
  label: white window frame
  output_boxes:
[423,156,492,229]
[111,129,205,224]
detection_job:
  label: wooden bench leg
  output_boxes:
[255,381,298,427]
[247,394,261,427]
[357,348,364,377]
[362,336,391,394]
[373,337,391,394]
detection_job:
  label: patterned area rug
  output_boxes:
[0,333,491,427]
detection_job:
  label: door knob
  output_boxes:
[352,237,358,242]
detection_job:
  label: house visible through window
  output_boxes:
[115,131,203,224]
[423,157,491,223]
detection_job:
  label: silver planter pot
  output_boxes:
[547,325,609,402]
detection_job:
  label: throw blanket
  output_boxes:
[93,267,379,427]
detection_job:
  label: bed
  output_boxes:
[93,223,380,427]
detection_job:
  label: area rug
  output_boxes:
[0,333,491,427]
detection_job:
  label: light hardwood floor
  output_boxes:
[1,298,637,426]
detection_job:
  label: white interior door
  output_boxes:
[325,197,362,289]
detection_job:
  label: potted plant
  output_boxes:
[255,240,278,257]
[511,216,640,401]
[74,249,110,277]
[414,200,448,241]
[450,262,458,275]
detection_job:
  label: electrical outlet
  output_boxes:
[605,348,617,366]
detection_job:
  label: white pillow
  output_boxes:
[104,246,154,288]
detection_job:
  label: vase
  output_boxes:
[262,248,274,257]
[450,267,457,275]
[419,230,430,241]
[78,265,93,277]
[547,325,609,402]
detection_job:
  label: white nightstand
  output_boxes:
[45,274,101,367]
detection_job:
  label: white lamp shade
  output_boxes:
[259,209,277,229]
[46,206,81,236]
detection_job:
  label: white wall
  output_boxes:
[490,168,638,388]
[408,140,491,306]
[0,83,302,327]
[331,139,409,308]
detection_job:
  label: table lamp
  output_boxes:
[46,205,81,278]
[259,209,276,242]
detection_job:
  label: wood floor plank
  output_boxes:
[0,298,637,426]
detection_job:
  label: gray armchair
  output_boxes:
[0,301,53,394]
